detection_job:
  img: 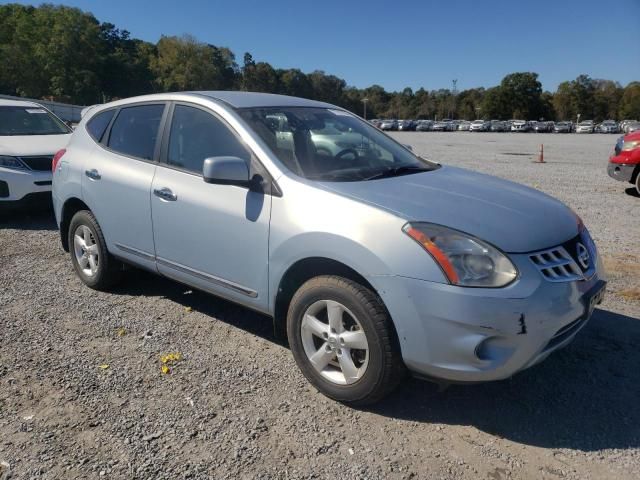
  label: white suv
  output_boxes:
[0,99,72,209]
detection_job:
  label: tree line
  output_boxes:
[1,4,639,121]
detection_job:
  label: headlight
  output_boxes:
[622,140,640,151]
[403,223,518,287]
[0,156,28,171]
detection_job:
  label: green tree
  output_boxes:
[242,57,279,92]
[499,72,544,119]
[481,87,507,119]
[570,74,596,120]
[618,82,640,120]
[457,88,485,120]
[307,70,346,106]
[151,35,234,92]
[99,23,156,100]
[0,4,104,103]
[591,80,623,121]
[278,69,313,98]
[553,81,574,121]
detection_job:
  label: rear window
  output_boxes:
[86,109,115,142]
[107,104,165,160]
[0,106,71,136]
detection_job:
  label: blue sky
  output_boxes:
[6,0,640,92]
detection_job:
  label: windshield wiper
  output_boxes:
[364,165,431,181]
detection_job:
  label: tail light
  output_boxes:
[52,149,66,172]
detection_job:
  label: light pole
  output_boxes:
[451,79,457,119]
[362,98,369,120]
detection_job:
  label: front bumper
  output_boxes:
[0,167,53,203]
[607,162,636,183]
[370,251,606,383]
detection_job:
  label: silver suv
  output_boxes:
[53,92,606,405]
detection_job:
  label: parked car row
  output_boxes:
[369,118,636,133]
[619,119,640,134]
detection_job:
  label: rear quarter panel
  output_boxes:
[52,125,95,226]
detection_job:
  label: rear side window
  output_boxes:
[107,104,165,160]
[167,105,250,174]
[86,110,115,142]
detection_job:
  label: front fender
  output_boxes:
[267,178,448,312]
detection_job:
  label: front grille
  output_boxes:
[530,232,597,283]
[20,155,53,171]
[529,246,583,282]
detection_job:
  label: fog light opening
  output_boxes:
[474,337,494,361]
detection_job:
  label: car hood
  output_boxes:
[319,165,578,253]
[0,134,71,156]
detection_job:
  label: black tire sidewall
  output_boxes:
[287,278,388,403]
[68,210,114,289]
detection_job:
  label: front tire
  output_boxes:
[287,276,404,405]
[68,210,121,290]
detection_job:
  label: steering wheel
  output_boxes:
[334,148,359,161]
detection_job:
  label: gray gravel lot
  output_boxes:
[1,132,638,479]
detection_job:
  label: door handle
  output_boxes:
[153,187,177,201]
[85,169,101,180]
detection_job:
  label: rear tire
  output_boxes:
[635,168,640,196]
[68,210,121,290]
[287,275,405,405]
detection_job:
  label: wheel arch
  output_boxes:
[273,256,387,339]
[632,164,640,185]
[59,197,91,252]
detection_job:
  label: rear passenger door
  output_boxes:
[82,103,167,271]
[151,103,272,311]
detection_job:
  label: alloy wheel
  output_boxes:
[300,299,369,385]
[73,225,100,277]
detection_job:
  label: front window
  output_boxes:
[167,105,251,174]
[0,106,71,136]
[239,107,438,182]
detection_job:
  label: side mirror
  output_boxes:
[403,144,413,151]
[202,156,250,187]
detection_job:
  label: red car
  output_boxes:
[608,130,640,195]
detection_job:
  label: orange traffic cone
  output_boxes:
[537,144,545,163]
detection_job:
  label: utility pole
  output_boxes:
[450,79,458,119]
[362,98,369,120]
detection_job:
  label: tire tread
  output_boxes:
[68,210,121,290]
[288,275,405,405]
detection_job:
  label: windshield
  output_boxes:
[238,107,439,182]
[0,106,71,136]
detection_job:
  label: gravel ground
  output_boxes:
[1,132,638,480]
